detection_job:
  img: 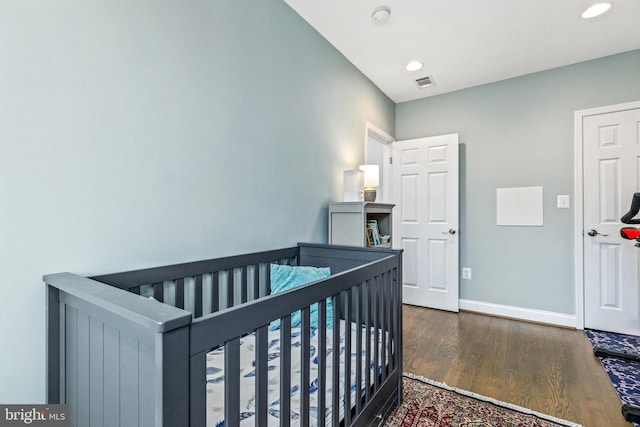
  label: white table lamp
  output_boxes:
[359,164,379,202]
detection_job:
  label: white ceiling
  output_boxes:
[283,0,640,103]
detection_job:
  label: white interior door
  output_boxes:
[391,134,459,311]
[583,105,640,335]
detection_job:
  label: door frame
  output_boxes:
[365,121,394,202]
[573,100,640,330]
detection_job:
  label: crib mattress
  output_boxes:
[206,319,385,426]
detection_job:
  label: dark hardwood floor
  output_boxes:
[402,305,630,427]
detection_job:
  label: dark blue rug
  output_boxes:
[585,329,640,425]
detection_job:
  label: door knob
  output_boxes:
[442,229,456,235]
[587,229,609,237]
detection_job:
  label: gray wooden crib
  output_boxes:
[45,243,403,427]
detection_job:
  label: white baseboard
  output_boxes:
[459,299,578,329]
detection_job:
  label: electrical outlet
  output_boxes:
[462,268,472,280]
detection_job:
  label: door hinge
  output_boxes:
[389,157,393,164]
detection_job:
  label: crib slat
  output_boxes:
[373,276,380,390]
[395,266,402,381]
[343,289,352,426]
[227,269,234,308]
[240,266,247,304]
[300,307,310,427]
[388,272,394,370]
[354,284,363,415]
[389,272,394,371]
[153,282,164,302]
[364,279,371,401]
[253,264,260,300]
[378,275,389,378]
[255,326,268,426]
[393,268,400,372]
[280,316,291,427]
[176,278,185,309]
[224,337,240,427]
[210,273,219,313]
[317,299,326,427]
[331,294,340,427]
[194,276,203,318]
[189,351,206,427]
[385,272,392,373]
[380,275,387,382]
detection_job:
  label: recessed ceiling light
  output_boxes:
[581,2,612,18]
[405,61,423,71]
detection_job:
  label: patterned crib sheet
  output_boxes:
[206,320,386,426]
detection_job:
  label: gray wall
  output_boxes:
[397,50,640,315]
[0,1,394,403]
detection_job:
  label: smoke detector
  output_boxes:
[372,6,391,24]
[416,76,435,89]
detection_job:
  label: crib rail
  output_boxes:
[189,250,402,427]
[92,247,299,318]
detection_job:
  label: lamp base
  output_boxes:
[364,188,377,202]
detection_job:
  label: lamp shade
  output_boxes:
[359,164,379,188]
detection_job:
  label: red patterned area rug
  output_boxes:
[384,374,583,427]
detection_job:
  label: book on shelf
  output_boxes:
[366,225,375,246]
[367,220,380,245]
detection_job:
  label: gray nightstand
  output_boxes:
[328,202,394,248]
